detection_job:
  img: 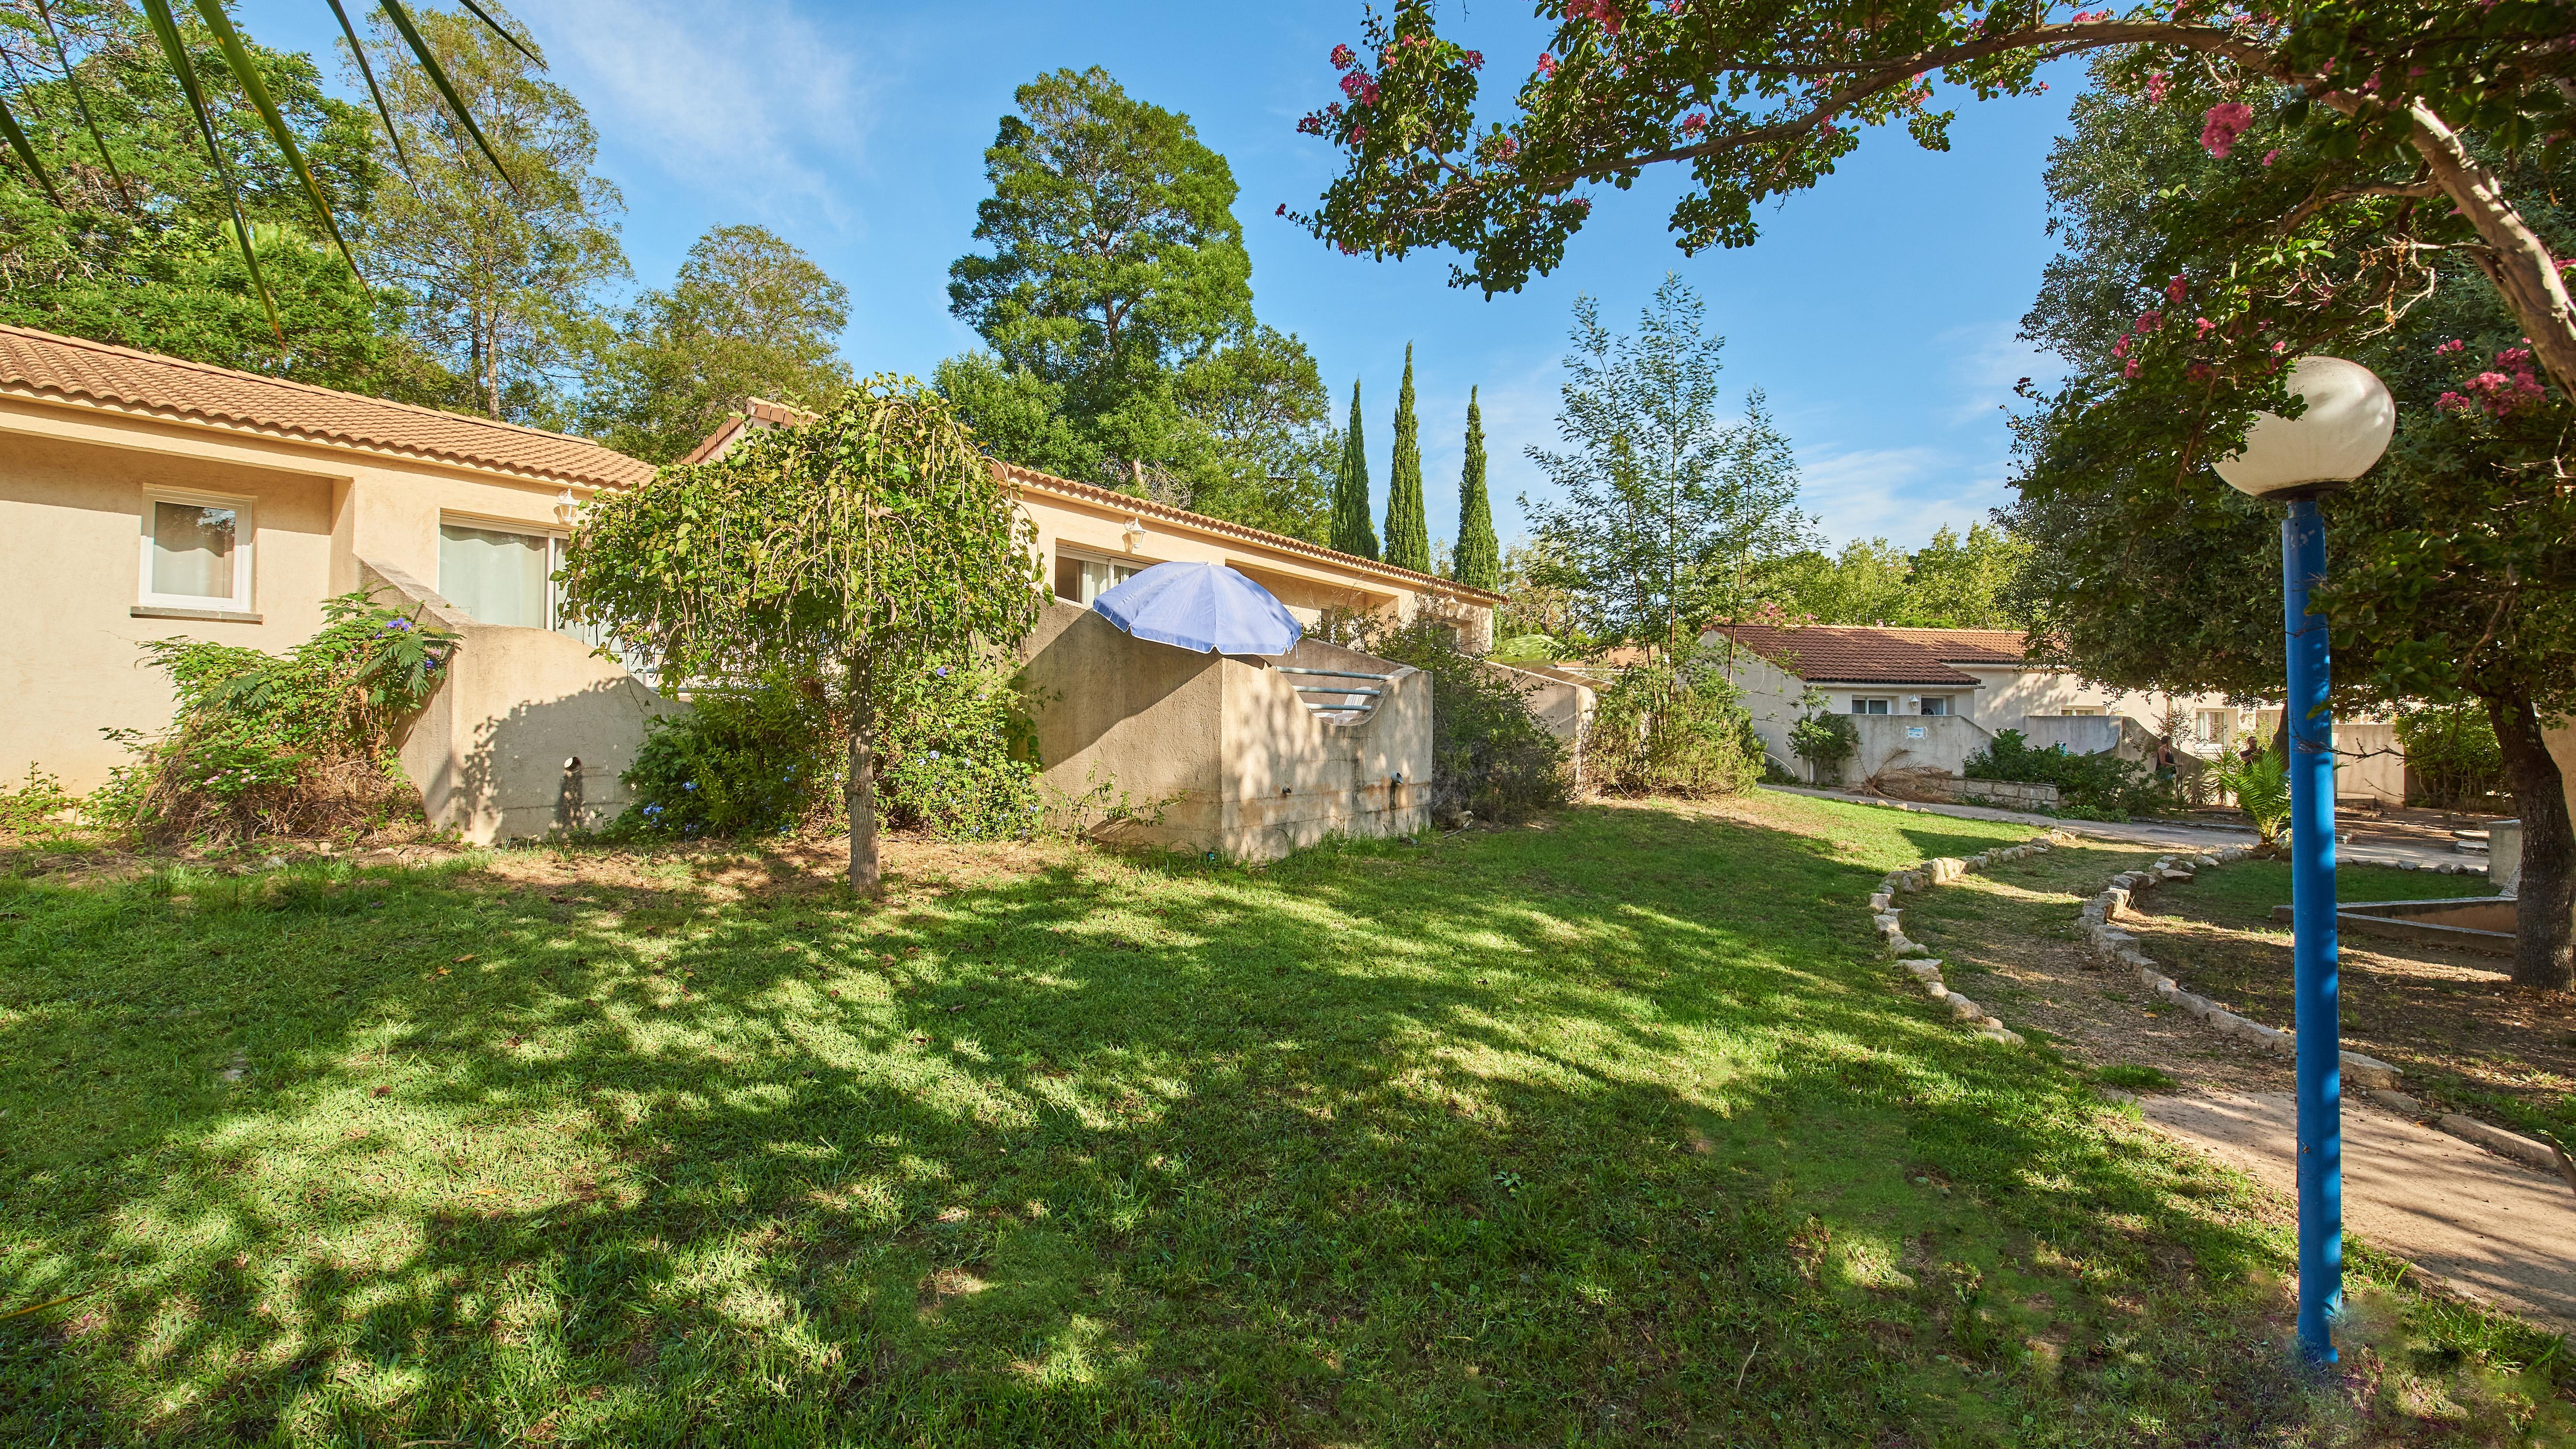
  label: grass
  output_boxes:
[2135,858,2575,1155]
[1,795,2567,1446]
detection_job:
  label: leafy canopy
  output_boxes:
[1523,274,1810,651]
[1291,0,2576,407]
[585,224,852,465]
[945,66,1338,537]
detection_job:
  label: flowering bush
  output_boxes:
[615,658,1047,843]
[615,673,839,841]
[92,590,457,843]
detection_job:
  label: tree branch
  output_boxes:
[2279,176,2442,234]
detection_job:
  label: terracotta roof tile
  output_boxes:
[1874,627,2028,664]
[1706,624,1982,685]
[0,324,653,489]
[681,399,1505,606]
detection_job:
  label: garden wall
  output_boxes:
[1843,713,1994,783]
[1016,601,1430,860]
[365,559,679,844]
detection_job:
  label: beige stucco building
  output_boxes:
[0,335,1492,850]
[1705,624,2246,785]
[684,400,1501,652]
[0,325,670,838]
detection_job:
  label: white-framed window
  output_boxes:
[1849,696,1893,716]
[1919,696,1953,716]
[139,489,255,612]
[438,518,578,634]
[1054,548,1143,605]
[2194,708,2232,745]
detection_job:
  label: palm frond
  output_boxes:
[188,0,364,283]
[375,0,522,197]
[0,89,60,203]
[34,0,133,207]
[323,0,411,177]
[137,0,281,342]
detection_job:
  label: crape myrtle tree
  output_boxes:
[1524,275,1809,654]
[1289,0,2576,393]
[559,378,1044,895]
[2002,65,2576,990]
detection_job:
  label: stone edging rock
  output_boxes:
[1868,834,2071,1050]
[2076,851,2576,1189]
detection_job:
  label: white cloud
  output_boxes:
[1932,319,2063,427]
[533,0,881,229]
[1798,444,2009,547]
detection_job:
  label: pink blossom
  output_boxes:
[2200,101,2255,158]
[1340,71,1369,99]
[1275,202,1287,217]
[2195,317,2217,338]
[1680,112,1709,136]
[2123,358,2143,379]
[2434,339,2465,355]
[1495,133,1519,158]
[2262,148,2280,167]
[1537,52,1559,77]
[2165,274,2188,305]
[1331,43,1356,69]
[2186,361,2214,381]
[2436,391,2474,413]
[2135,310,2165,332]
[2146,72,2170,105]
[2111,335,2131,359]
[2271,341,2288,355]
[1567,0,1624,35]
[1464,49,1484,70]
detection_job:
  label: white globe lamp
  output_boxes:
[2212,355,2395,499]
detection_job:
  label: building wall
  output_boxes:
[1712,646,1811,776]
[1016,487,1494,653]
[0,397,619,816]
[1016,601,1429,859]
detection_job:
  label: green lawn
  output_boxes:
[0,795,2564,1445]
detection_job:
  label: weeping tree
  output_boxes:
[559,378,1044,893]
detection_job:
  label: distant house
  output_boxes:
[1704,623,2244,786]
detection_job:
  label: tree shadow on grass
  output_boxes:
[0,801,2327,1446]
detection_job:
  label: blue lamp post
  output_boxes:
[2213,356,2396,1364]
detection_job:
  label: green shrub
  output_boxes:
[1964,728,2175,818]
[1588,649,1763,799]
[1362,619,1570,825]
[2206,748,2291,847]
[2395,702,2507,810]
[1489,633,1569,663]
[0,767,79,834]
[95,591,456,843]
[1788,710,1858,780]
[617,674,840,841]
[616,659,1045,842]
[876,661,1046,839]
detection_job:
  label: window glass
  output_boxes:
[2061,706,2106,717]
[151,500,238,599]
[1850,697,1892,716]
[440,523,550,628]
[1920,696,1952,716]
[1077,558,1140,604]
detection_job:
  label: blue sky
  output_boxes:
[239,0,2084,551]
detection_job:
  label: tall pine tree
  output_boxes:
[1451,385,1500,590]
[1382,344,1431,572]
[1330,379,1380,559]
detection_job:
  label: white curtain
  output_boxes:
[151,501,237,599]
[439,524,549,628]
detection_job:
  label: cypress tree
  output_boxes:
[1330,379,1380,559]
[1382,344,1431,573]
[1452,385,1500,590]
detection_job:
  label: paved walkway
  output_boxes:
[1758,784,2478,874]
[2143,1092,2576,1335]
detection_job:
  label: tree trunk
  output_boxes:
[2485,691,2575,991]
[845,658,882,895]
[2401,102,2576,401]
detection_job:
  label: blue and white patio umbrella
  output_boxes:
[1090,561,1302,656]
